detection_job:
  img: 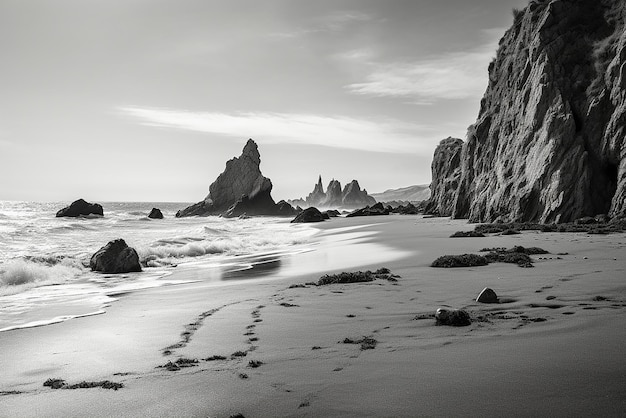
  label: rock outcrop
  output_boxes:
[148,208,164,219]
[430,0,626,223]
[342,180,376,208]
[322,179,343,207]
[90,239,142,273]
[56,199,104,218]
[291,207,327,223]
[346,202,391,217]
[305,176,326,206]
[424,138,463,216]
[176,139,296,217]
[300,176,376,209]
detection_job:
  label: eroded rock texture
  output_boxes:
[424,137,463,216]
[447,0,626,223]
[176,139,293,217]
[301,177,376,209]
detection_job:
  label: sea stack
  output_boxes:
[301,176,376,209]
[429,0,626,223]
[176,139,295,217]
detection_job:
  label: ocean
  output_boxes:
[0,201,317,332]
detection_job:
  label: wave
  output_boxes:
[0,258,85,295]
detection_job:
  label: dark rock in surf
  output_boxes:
[148,208,164,219]
[90,239,142,273]
[291,207,326,223]
[56,199,104,218]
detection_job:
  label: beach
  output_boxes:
[1,215,625,417]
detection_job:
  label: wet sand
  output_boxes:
[1,215,625,417]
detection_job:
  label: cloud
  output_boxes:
[270,10,373,39]
[119,106,438,154]
[344,39,499,102]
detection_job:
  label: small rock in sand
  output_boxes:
[435,308,471,326]
[476,287,499,303]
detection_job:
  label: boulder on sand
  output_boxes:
[476,287,499,303]
[148,208,164,219]
[56,199,104,218]
[435,308,471,326]
[90,239,142,273]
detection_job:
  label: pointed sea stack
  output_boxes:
[176,139,295,217]
[430,0,626,223]
[342,180,376,208]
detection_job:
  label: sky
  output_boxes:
[0,0,529,203]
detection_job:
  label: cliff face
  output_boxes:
[424,137,463,216]
[448,0,626,223]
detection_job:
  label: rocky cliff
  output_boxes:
[176,139,295,217]
[300,176,376,209]
[424,137,463,216]
[432,0,626,223]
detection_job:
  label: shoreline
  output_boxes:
[1,215,625,417]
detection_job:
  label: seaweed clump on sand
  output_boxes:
[43,378,124,390]
[342,336,378,350]
[473,218,626,235]
[316,268,399,286]
[432,246,548,268]
[481,246,549,268]
[431,254,489,268]
[450,231,485,238]
[158,358,199,371]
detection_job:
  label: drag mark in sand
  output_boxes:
[162,301,246,356]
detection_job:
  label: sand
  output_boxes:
[1,215,625,417]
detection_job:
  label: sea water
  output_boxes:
[0,201,317,332]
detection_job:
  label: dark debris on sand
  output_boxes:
[431,254,489,268]
[341,336,378,350]
[44,378,124,390]
[158,358,199,371]
[473,219,626,235]
[432,246,549,268]
[450,231,485,238]
[314,267,399,286]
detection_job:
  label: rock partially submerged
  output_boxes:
[148,208,163,219]
[90,239,142,273]
[291,207,326,223]
[176,139,296,217]
[56,199,103,218]
[435,308,471,326]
